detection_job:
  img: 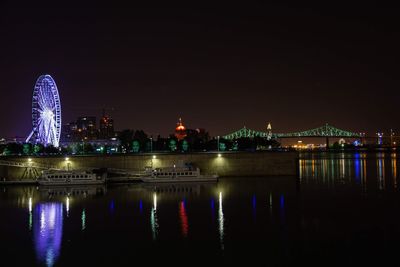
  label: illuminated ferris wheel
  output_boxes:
[26,75,62,147]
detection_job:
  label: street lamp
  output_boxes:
[65,157,71,171]
[217,136,220,151]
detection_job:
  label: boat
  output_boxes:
[38,170,106,186]
[139,165,218,183]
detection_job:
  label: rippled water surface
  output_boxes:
[0,152,399,266]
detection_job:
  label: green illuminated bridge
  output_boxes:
[222,124,362,140]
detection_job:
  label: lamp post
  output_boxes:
[65,157,70,171]
[217,136,220,152]
[150,136,153,153]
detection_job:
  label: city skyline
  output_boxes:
[1,4,399,138]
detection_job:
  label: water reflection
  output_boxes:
[179,200,189,238]
[210,198,215,221]
[29,197,33,231]
[361,157,367,193]
[33,203,63,267]
[279,194,285,222]
[150,193,159,241]
[268,193,273,215]
[340,158,345,179]
[5,160,400,266]
[252,194,256,220]
[218,192,224,250]
[81,209,86,231]
[109,200,115,215]
[354,153,361,184]
[392,154,397,189]
[66,197,70,217]
[377,157,385,191]
[298,153,400,192]
[139,200,143,214]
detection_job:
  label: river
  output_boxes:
[0,152,398,266]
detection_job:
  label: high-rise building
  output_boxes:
[99,110,114,139]
[77,116,97,140]
[60,122,77,142]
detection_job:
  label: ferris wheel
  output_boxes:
[26,75,62,147]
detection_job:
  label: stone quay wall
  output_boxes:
[0,151,299,180]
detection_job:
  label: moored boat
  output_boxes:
[38,170,106,186]
[140,165,218,183]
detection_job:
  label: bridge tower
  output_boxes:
[266,123,272,140]
[325,123,330,149]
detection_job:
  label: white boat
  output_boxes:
[38,170,106,186]
[140,166,218,183]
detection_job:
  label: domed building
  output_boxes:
[175,118,187,140]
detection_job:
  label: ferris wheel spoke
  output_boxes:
[37,94,47,111]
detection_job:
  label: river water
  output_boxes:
[0,152,399,266]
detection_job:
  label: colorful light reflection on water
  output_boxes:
[1,152,400,266]
[33,203,63,267]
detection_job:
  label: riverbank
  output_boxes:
[0,151,298,181]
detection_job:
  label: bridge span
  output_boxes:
[222,124,363,140]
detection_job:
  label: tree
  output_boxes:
[44,145,59,154]
[33,144,44,155]
[22,143,32,155]
[118,129,134,151]
[134,130,148,150]
[5,143,23,155]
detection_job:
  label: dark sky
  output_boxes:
[1,2,399,138]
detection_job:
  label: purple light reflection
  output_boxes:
[33,203,63,267]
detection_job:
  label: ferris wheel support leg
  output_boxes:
[26,129,35,143]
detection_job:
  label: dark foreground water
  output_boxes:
[0,152,399,266]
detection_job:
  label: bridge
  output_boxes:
[222,124,362,140]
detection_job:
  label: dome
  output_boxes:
[175,118,187,140]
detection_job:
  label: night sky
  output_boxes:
[1,3,399,139]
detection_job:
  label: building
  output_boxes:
[175,118,187,140]
[60,122,77,142]
[76,116,97,140]
[99,110,115,139]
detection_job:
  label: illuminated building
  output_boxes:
[60,122,77,142]
[99,110,115,139]
[267,122,272,140]
[77,116,97,140]
[175,118,187,141]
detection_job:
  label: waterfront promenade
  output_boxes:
[0,151,298,181]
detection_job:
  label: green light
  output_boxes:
[223,124,361,140]
[81,209,86,231]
